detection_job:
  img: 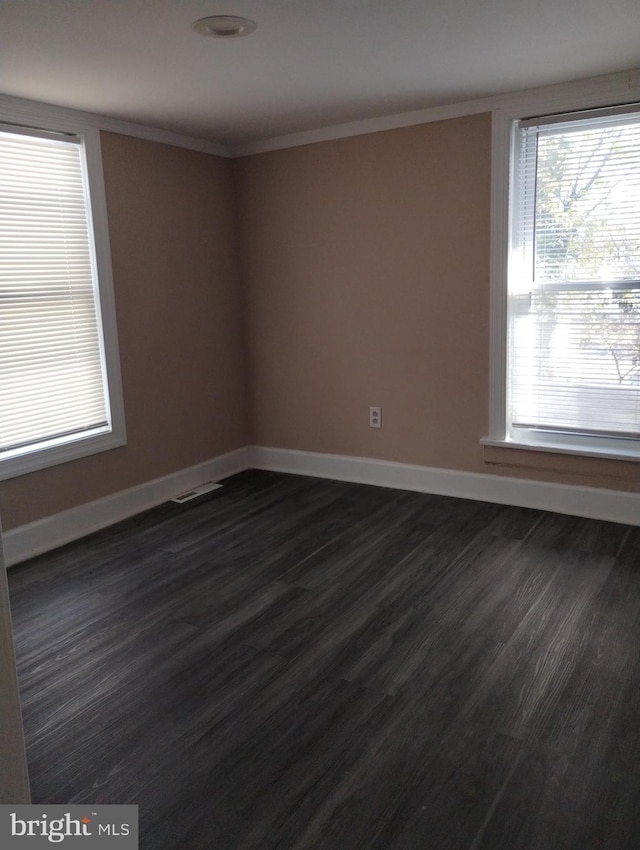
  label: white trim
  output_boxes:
[249,446,640,527]
[481,437,640,463]
[4,445,639,567]
[0,93,232,158]
[87,127,127,447]
[2,70,638,160]
[486,68,640,452]
[0,431,128,482]
[488,109,512,440]
[233,99,493,156]
[3,448,249,567]
[0,118,127,480]
[233,69,640,156]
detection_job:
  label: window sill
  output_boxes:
[0,429,127,481]
[481,437,640,463]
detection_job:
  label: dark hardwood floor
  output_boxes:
[7,469,640,849]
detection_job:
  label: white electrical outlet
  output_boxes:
[369,406,382,428]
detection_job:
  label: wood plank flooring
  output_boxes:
[7,470,640,849]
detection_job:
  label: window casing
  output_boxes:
[0,119,125,480]
[487,102,640,461]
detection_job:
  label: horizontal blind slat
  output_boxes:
[0,127,110,454]
[510,110,640,441]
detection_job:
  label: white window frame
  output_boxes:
[484,91,640,463]
[0,103,126,481]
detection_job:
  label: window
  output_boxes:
[0,121,125,480]
[488,102,640,460]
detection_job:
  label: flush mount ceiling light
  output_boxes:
[191,15,257,38]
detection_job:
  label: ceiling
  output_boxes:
[2,0,640,151]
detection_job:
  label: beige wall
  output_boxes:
[0,132,249,530]
[237,114,639,493]
[1,115,637,534]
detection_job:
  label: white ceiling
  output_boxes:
[2,0,640,150]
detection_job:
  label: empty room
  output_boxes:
[1,2,640,848]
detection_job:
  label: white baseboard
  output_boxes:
[5,444,638,567]
[3,447,250,567]
[249,446,640,527]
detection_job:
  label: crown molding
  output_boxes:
[0,93,233,158]
[2,68,639,160]
[231,68,640,157]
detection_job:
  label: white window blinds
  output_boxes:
[0,126,110,457]
[508,107,640,444]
